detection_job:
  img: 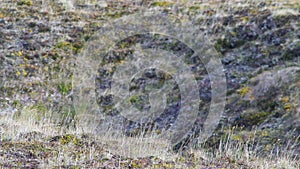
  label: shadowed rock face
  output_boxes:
[0,0,299,156]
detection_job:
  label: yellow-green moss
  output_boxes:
[280,96,294,111]
[151,1,175,7]
[55,41,72,50]
[189,6,201,11]
[17,0,33,6]
[130,160,142,168]
[241,111,271,126]
[29,103,47,114]
[280,96,290,103]
[214,38,232,54]
[58,82,72,95]
[232,134,244,142]
[128,95,143,104]
[55,41,83,53]
[238,86,252,97]
[0,12,5,18]
[60,134,82,146]
[284,103,293,111]
[105,11,130,19]
[127,95,146,111]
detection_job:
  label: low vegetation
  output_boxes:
[0,0,299,168]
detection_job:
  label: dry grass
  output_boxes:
[0,110,299,168]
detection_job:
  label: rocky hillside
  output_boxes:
[0,0,299,168]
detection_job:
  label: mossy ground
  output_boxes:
[0,0,299,168]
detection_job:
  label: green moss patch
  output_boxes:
[151,1,175,7]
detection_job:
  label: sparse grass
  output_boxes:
[0,112,299,168]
